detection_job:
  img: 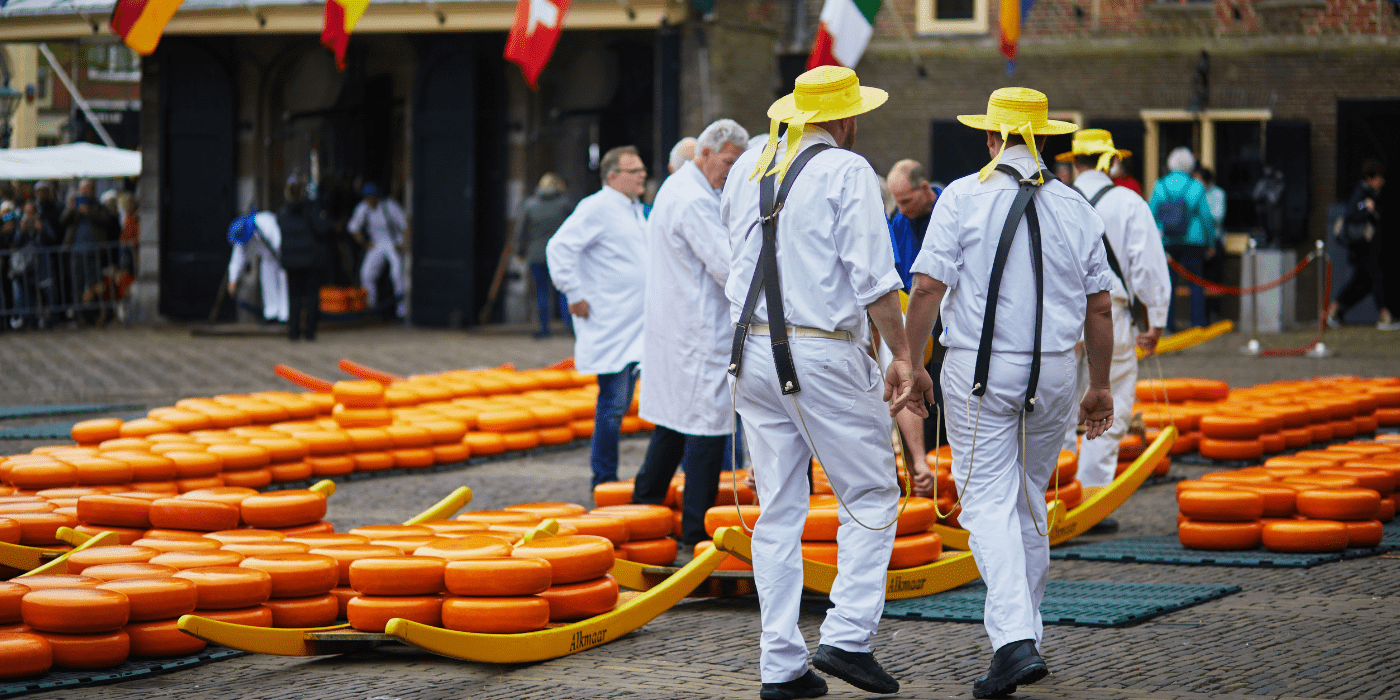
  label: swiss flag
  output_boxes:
[505,0,571,89]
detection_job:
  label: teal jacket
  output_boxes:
[1149,171,1216,248]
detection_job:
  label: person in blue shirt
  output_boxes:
[886,160,947,466]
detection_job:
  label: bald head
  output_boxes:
[887,159,936,220]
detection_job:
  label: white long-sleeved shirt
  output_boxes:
[910,145,1114,355]
[347,199,406,250]
[720,127,901,344]
[545,185,647,376]
[639,161,733,436]
[1073,169,1172,329]
[228,212,282,283]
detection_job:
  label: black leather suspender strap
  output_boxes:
[972,164,1055,412]
[1076,183,1151,329]
[728,144,833,395]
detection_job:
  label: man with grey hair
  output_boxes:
[548,145,649,488]
[1148,146,1215,330]
[633,119,748,551]
[668,137,697,174]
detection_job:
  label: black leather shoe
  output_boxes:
[1086,517,1119,535]
[972,639,1049,699]
[811,644,899,694]
[759,669,828,700]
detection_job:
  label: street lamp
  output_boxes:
[0,83,23,149]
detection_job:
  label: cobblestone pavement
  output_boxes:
[2,324,1398,700]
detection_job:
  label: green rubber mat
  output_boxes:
[1050,526,1400,568]
[882,580,1239,628]
[0,647,244,698]
[0,404,143,421]
[0,415,146,440]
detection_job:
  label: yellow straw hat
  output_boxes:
[957,87,1077,183]
[751,65,888,182]
[1054,128,1132,172]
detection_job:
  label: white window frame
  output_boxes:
[87,45,141,83]
[915,0,990,34]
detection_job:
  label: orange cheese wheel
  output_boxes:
[0,632,52,678]
[8,462,79,491]
[692,541,752,571]
[165,452,223,479]
[330,587,356,618]
[13,576,100,591]
[589,504,673,540]
[148,498,240,532]
[1283,475,1360,490]
[345,428,394,452]
[38,630,129,669]
[431,444,471,464]
[149,550,244,571]
[131,536,220,554]
[333,405,393,429]
[209,539,303,559]
[385,425,433,449]
[615,538,678,566]
[416,521,489,537]
[1188,379,1231,402]
[65,458,135,486]
[193,605,273,627]
[1295,488,1381,521]
[1199,471,1273,486]
[491,523,578,540]
[332,381,386,408]
[1331,419,1358,439]
[80,563,178,582]
[278,521,335,537]
[146,409,213,432]
[1293,450,1353,467]
[441,595,550,634]
[1221,484,1296,518]
[554,515,629,545]
[246,438,308,463]
[21,588,130,633]
[370,536,441,555]
[890,531,943,570]
[1308,423,1335,443]
[239,554,339,597]
[1377,407,1400,426]
[240,490,327,529]
[1318,467,1395,496]
[100,452,177,482]
[801,541,839,565]
[526,405,571,428]
[178,487,260,510]
[98,577,197,621]
[1198,438,1264,462]
[476,409,537,433]
[0,583,28,624]
[1046,480,1083,510]
[65,546,160,575]
[390,448,435,469]
[9,512,76,546]
[205,444,272,471]
[349,556,446,596]
[264,593,339,628]
[126,481,180,497]
[511,535,613,585]
[455,510,541,527]
[306,456,354,477]
[0,518,20,545]
[1263,456,1331,471]
[308,544,403,586]
[286,533,369,548]
[1379,497,1395,522]
[1200,415,1263,440]
[347,524,433,540]
[502,431,541,451]
[1177,489,1264,522]
[463,432,507,456]
[444,558,552,596]
[1259,432,1286,454]
[351,452,396,472]
[124,618,207,657]
[1135,379,1195,402]
[1178,520,1263,550]
[346,595,442,633]
[570,420,595,439]
[221,469,273,490]
[536,427,575,446]
[268,462,313,483]
[71,419,124,445]
[412,535,513,561]
[704,505,761,536]
[173,567,272,609]
[1281,428,1314,449]
[1262,520,1349,553]
[289,431,353,456]
[537,575,618,622]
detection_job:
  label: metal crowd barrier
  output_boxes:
[0,241,131,327]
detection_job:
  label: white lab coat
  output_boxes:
[720,126,902,685]
[546,185,647,376]
[639,161,733,436]
[228,212,288,322]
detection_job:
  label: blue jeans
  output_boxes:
[530,262,572,335]
[590,362,638,487]
[1165,244,1208,331]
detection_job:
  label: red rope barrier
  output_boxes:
[1259,258,1332,358]
[1166,252,1316,296]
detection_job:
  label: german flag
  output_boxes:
[322,0,371,71]
[110,0,185,56]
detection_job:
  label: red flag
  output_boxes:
[110,0,184,55]
[504,0,571,89]
[322,0,370,71]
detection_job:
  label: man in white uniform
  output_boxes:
[634,120,748,547]
[721,66,919,700]
[1055,130,1171,509]
[547,145,649,488]
[347,184,407,317]
[227,211,288,323]
[903,88,1116,699]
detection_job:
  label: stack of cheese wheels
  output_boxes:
[247,435,311,484]
[662,470,759,537]
[511,535,615,624]
[21,585,131,669]
[174,562,275,628]
[241,548,341,629]
[277,426,357,479]
[302,531,389,617]
[206,442,273,490]
[341,523,446,632]
[592,481,635,508]
[1197,413,1265,462]
[99,567,203,657]
[240,489,331,536]
[433,533,552,634]
[787,496,941,570]
[0,630,53,678]
[1283,485,1385,550]
[1176,485,1265,550]
[1044,451,1083,509]
[589,504,677,566]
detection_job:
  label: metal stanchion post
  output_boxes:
[1240,237,1261,355]
[1305,238,1333,358]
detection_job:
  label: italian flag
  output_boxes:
[807,0,880,69]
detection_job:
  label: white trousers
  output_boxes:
[941,346,1076,652]
[360,245,404,308]
[732,335,899,684]
[260,257,288,322]
[1062,304,1138,488]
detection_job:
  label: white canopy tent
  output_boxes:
[0,143,142,180]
